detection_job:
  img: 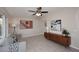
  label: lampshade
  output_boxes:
[12,24,16,27]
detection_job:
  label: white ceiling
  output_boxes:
[0,7,62,17]
[0,7,79,18]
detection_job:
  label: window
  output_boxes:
[0,17,3,36]
[0,15,6,39]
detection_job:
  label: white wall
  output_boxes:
[42,8,79,49]
[8,16,45,38]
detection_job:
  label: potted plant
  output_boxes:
[62,29,70,36]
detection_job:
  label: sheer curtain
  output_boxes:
[0,15,6,46]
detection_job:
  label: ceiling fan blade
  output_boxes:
[41,11,48,13]
[28,10,35,12]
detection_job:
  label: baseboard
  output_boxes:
[70,45,79,50]
[22,33,43,38]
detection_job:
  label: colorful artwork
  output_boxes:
[20,20,33,29]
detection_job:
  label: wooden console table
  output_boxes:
[44,32,71,47]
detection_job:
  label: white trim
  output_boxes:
[5,17,8,38]
[70,45,79,50]
[22,33,43,38]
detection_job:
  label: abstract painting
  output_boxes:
[51,20,61,31]
[20,20,33,29]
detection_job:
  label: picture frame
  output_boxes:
[51,20,61,31]
[20,20,33,29]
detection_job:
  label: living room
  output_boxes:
[0,7,79,52]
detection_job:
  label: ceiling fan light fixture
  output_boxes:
[28,7,48,16]
[36,13,41,16]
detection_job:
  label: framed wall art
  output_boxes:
[20,20,33,29]
[51,20,61,31]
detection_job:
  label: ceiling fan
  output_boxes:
[28,7,48,16]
